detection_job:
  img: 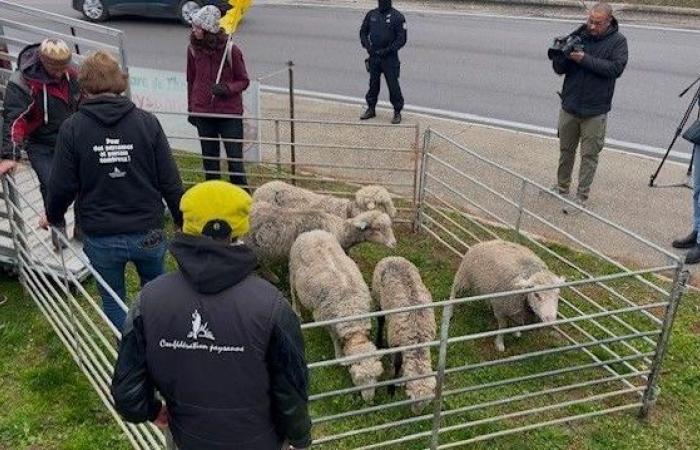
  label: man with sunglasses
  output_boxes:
[551,2,628,211]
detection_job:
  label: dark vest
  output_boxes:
[140,271,283,450]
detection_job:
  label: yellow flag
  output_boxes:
[221,0,253,35]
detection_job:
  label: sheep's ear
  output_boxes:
[366,201,376,210]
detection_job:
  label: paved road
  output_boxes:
[9,1,700,154]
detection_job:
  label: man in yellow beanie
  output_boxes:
[1,38,81,246]
[112,181,312,450]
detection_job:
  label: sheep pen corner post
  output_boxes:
[639,262,689,419]
[414,127,432,234]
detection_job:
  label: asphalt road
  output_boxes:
[8,1,700,154]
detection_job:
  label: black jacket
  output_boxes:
[552,19,628,118]
[360,3,407,59]
[46,95,184,235]
[1,43,80,159]
[111,234,312,450]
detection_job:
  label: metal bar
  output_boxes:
[288,61,296,183]
[423,158,668,323]
[0,18,120,52]
[415,128,432,233]
[299,274,671,331]
[427,129,679,261]
[435,403,642,449]
[639,263,689,418]
[312,372,648,447]
[429,303,453,449]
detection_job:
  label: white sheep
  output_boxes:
[450,240,563,352]
[372,257,436,414]
[289,230,384,403]
[246,201,396,266]
[252,180,397,219]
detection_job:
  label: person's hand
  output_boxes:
[153,404,169,429]
[38,215,49,230]
[568,51,585,63]
[0,159,17,175]
[211,83,229,97]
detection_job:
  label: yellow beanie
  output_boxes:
[180,181,252,238]
[39,39,72,65]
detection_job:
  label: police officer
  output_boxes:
[359,0,407,124]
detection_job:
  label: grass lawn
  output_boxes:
[2,158,700,449]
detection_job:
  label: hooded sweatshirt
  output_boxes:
[552,18,628,118]
[1,43,80,158]
[111,234,312,450]
[359,0,407,58]
[46,95,184,235]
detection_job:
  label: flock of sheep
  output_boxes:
[247,180,564,413]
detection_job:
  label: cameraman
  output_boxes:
[551,2,628,209]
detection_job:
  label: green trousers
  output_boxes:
[556,109,607,200]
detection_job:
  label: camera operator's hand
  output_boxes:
[0,159,17,175]
[568,51,585,63]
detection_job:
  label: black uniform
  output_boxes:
[359,0,406,113]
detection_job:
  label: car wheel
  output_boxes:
[81,0,109,22]
[178,0,203,26]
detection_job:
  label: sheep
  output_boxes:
[289,230,384,403]
[252,180,397,219]
[372,257,436,414]
[450,240,564,352]
[245,201,396,267]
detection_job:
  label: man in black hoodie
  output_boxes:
[111,180,312,450]
[359,0,407,124]
[45,51,184,330]
[551,2,628,210]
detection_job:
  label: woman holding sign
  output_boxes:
[187,4,250,188]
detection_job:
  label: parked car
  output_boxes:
[72,0,231,25]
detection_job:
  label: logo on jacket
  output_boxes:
[186,309,215,341]
[108,167,126,179]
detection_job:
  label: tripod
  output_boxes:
[649,75,700,189]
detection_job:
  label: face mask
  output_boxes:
[378,0,392,12]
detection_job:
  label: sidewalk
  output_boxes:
[259,92,698,284]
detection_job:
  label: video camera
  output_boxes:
[547,33,584,60]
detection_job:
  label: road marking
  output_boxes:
[261,84,691,165]
[256,1,700,34]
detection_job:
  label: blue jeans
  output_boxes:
[694,145,700,243]
[83,230,167,330]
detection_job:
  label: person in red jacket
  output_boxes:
[187,5,250,188]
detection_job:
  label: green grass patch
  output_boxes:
[2,163,699,449]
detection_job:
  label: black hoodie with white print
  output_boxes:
[46,95,184,235]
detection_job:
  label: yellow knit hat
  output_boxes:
[180,181,252,239]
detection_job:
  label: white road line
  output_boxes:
[261,85,691,165]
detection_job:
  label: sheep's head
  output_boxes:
[354,185,397,218]
[406,376,436,414]
[345,338,384,403]
[351,210,397,248]
[516,272,564,323]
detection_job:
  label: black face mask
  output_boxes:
[378,0,392,12]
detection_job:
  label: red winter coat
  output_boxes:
[186,33,250,116]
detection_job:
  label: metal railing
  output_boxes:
[0,121,687,450]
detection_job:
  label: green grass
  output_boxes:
[2,162,700,449]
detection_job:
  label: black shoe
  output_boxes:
[672,230,697,249]
[686,245,700,264]
[391,112,402,124]
[360,108,376,120]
